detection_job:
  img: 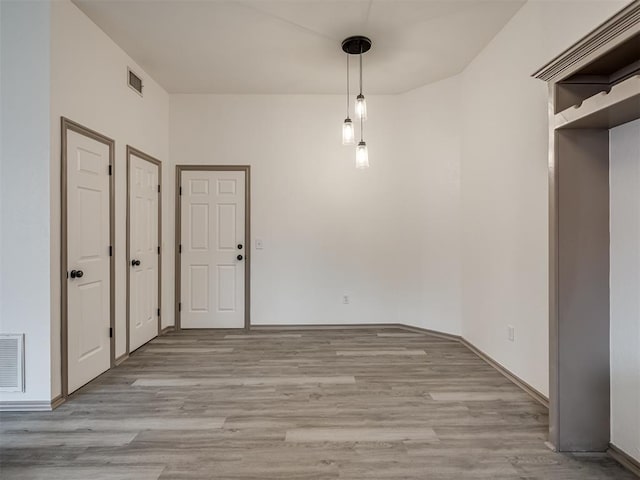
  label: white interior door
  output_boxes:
[180,170,245,329]
[129,154,159,351]
[66,129,111,394]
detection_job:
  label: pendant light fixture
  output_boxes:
[342,118,355,145]
[341,35,371,168]
[356,139,369,169]
[355,97,369,169]
[355,50,367,120]
[342,54,355,145]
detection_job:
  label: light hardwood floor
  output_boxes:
[0,328,634,479]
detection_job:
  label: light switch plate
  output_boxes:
[255,238,264,249]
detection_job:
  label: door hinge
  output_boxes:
[108,164,112,176]
[179,186,182,195]
[109,245,113,256]
[109,327,113,338]
[178,302,182,312]
[157,184,160,193]
[179,244,182,254]
[157,308,160,317]
[157,246,161,255]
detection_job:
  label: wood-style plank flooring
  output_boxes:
[0,328,634,479]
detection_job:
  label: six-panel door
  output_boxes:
[180,170,246,328]
[66,130,111,394]
[129,154,160,351]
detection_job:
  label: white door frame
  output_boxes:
[60,117,115,400]
[175,165,251,330]
[126,145,162,355]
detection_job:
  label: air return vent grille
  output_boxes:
[127,67,143,96]
[0,334,25,392]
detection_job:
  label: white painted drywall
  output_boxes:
[459,0,627,396]
[49,0,170,398]
[0,0,52,403]
[396,77,462,334]
[169,86,462,333]
[610,118,640,463]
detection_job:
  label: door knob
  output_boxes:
[131,259,141,266]
[237,255,243,261]
[70,270,83,279]
[237,244,243,250]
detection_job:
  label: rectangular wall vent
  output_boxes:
[0,334,25,392]
[127,67,143,96]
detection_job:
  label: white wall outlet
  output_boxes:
[343,295,350,304]
[255,238,264,249]
[508,325,515,342]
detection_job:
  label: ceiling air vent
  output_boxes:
[0,334,25,392]
[127,67,143,96]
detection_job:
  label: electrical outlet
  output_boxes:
[343,295,350,304]
[508,325,515,342]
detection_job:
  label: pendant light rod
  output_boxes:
[346,54,350,117]
[359,49,363,95]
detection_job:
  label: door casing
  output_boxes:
[60,117,115,399]
[126,145,162,356]
[175,165,251,330]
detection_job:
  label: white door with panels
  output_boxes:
[66,129,111,394]
[129,153,160,351]
[180,170,245,328]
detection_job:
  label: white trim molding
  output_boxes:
[0,400,54,412]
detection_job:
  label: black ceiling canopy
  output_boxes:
[341,36,372,55]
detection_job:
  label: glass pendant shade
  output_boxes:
[355,94,367,120]
[355,141,369,169]
[342,118,355,145]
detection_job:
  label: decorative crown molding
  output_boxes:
[533,0,640,82]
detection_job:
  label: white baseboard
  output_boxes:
[0,400,54,412]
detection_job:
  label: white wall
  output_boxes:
[396,78,462,334]
[169,85,462,333]
[0,0,52,403]
[459,0,627,396]
[610,118,640,463]
[50,0,170,398]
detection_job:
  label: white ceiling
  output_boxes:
[73,0,525,94]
